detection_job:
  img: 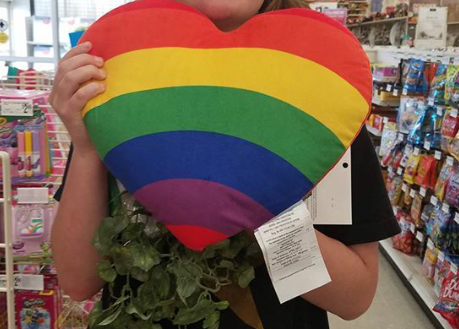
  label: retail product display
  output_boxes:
[79,0,372,251]
[377,55,459,328]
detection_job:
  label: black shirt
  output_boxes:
[55,126,400,329]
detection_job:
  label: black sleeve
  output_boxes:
[53,145,73,202]
[315,126,401,246]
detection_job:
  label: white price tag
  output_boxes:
[427,239,434,250]
[398,133,404,141]
[414,147,420,155]
[0,99,34,117]
[431,196,438,206]
[254,201,331,303]
[397,167,403,175]
[0,274,44,291]
[410,189,416,198]
[455,213,459,224]
[388,166,394,174]
[435,151,442,160]
[410,223,416,234]
[420,187,427,197]
[452,109,458,118]
[402,184,407,192]
[438,251,445,262]
[386,84,392,92]
[442,203,450,214]
[416,231,424,242]
[402,88,408,96]
[447,156,454,166]
[437,107,443,116]
[393,89,399,97]
[424,141,431,150]
[452,263,458,275]
[383,117,389,124]
[428,98,435,106]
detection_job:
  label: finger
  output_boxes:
[54,54,104,88]
[58,65,106,104]
[66,83,106,116]
[60,41,92,62]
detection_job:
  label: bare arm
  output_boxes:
[49,42,108,301]
[302,231,379,320]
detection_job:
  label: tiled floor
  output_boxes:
[329,252,435,329]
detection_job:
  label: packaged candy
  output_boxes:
[415,155,437,189]
[392,148,404,170]
[404,152,421,184]
[429,106,444,150]
[421,203,435,228]
[400,59,410,86]
[381,139,403,167]
[430,64,448,105]
[436,160,454,201]
[403,184,413,207]
[400,144,413,168]
[434,264,459,329]
[446,165,459,209]
[434,252,447,296]
[414,227,428,259]
[431,208,452,249]
[451,73,459,109]
[422,245,438,284]
[411,193,424,227]
[446,218,459,255]
[404,59,425,93]
[441,108,459,152]
[379,122,398,157]
[388,175,403,206]
[408,105,429,145]
[446,65,459,106]
[449,131,459,161]
[393,213,415,255]
[398,97,425,134]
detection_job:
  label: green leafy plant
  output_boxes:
[89,193,260,328]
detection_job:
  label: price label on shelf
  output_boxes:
[428,98,435,106]
[397,167,403,175]
[416,232,424,242]
[402,88,408,96]
[438,251,445,262]
[414,147,420,155]
[455,213,459,225]
[410,223,416,234]
[386,84,392,92]
[420,187,427,197]
[424,141,431,150]
[452,109,458,118]
[437,107,443,116]
[431,196,438,206]
[447,156,455,166]
[402,184,407,192]
[410,189,416,198]
[435,151,442,160]
[442,203,450,214]
[452,263,458,275]
[393,89,399,97]
[427,239,434,250]
[0,99,34,117]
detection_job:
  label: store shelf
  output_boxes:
[372,98,400,107]
[366,124,382,137]
[379,239,453,329]
[448,21,459,25]
[347,16,408,28]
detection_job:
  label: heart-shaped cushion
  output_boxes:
[81,0,372,251]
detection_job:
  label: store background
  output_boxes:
[0,0,457,328]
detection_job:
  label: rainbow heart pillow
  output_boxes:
[81,0,372,251]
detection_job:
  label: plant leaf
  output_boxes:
[126,300,151,321]
[88,301,102,328]
[218,260,234,269]
[98,307,122,326]
[96,260,117,283]
[130,243,161,272]
[131,267,150,282]
[177,276,197,299]
[150,265,171,300]
[173,299,216,325]
[238,266,255,289]
[215,301,229,311]
[203,311,220,329]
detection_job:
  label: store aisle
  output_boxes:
[329,251,435,329]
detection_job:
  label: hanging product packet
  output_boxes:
[422,245,438,284]
[430,64,448,105]
[430,208,452,249]
[446,65,459,105]
[415,227,428,259]
[403,184,413,208]
[445,164,459,208]
[392,212,415,255]
[450,71,459,109]
[415,154,437,189]
[392,147,404,170]
[411,193,423,227]
[436,160,454,201]
[404,152,421,184]
[446,218,459,255]
[441,108,459,152]
[421,203,435,228]
[382,139,403,167]
[427,202,443,237]
[379,122,398,157]
[400,144,414,168]
[429,106,444,150]
[449,131,459,161]
[398,97,425,134]
[408,105,429,145]
[434,262,459,329]
[388,175,403,206]
[434,253,448,297]
[404,59,425,93]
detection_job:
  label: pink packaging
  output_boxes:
[15,290,59,329]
